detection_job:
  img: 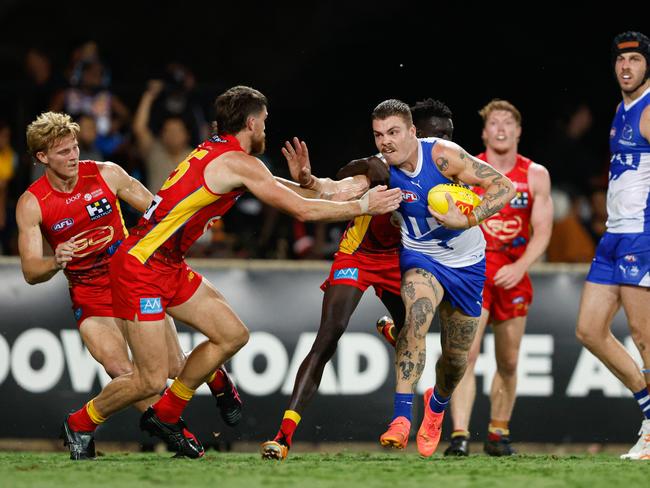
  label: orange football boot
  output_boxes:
[379,416,411,449]
[376,316,397,348]
[416,388,445,457]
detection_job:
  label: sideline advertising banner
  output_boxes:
[0,260,643,445]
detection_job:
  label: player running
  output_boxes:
[261,99,455,461]
[60,86,402,460]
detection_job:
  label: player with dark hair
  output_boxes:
[372,99,515,457]
[261,99,455,461]
[576,31,650,461]
[60,85,402,460]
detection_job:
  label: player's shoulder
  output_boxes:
[16,188,42,223]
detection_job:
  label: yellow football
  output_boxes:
[427,183,481,216]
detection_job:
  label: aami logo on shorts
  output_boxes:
[85,198,113,221]
[51,218,74,233]
[140,298,163,315]
[402,191,418,203]
[333,267,359,281]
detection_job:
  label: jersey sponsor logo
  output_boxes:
[140,297,163,315]
[51,218,74,233]
[510,191,529,209]
[65,193,81,205]
[70,226,114,257]
[333,267,359,281]
[481,215,523,241]
[84,189,103,202]
[85,198,113,221]
[209,134,227,143]
[74,308,83,321]
[624,254,637,263]
[401,190,419,203]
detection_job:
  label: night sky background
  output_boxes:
[0,1,646,177]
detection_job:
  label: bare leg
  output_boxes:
[449,308,490,431]
[576,282,646,391]
[287,285,363,413]
[436,302,480,397]
[395,268,443,393]
[620,285,650,385]
[167,279,249,389]
[490,316,527,421]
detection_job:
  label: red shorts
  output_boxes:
[321,251,401,298]
[110,247,202,321]
[69,274,114,327]
[482,253,533,322]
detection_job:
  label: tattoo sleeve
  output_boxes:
[461,151,513,223]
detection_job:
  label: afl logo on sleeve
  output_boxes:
[85,198,113,221]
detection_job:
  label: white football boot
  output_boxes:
[620,419,650,460]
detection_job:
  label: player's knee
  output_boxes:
[628,322,650,349]
[496,355,518,377]
[575,323,596,347]
[139,372,168,397]
[223,324,249,355]
[103,359,133,379]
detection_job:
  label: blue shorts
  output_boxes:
[400,248,486,317]
[586,232,650,287]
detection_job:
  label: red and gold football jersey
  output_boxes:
[125,135,245,264]
[338,212,400,256]
[27,160,128,284]
[474,153,534,261]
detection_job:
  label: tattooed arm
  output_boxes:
[428,140,515,230]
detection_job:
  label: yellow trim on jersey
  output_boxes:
[128,186,220,264]
[114,199,129,238]
[338,215,372,254]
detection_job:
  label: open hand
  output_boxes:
[282,137,313,187]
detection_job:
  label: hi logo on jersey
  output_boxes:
[85,198,113,221]
[402,190,418,203]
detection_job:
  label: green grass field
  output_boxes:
[1,451,648,488]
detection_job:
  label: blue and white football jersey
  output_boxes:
[389,138,485,267]
[607,87,650,233]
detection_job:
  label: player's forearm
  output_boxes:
[296,198,363,222]
[275,177,321,199]
[516,231,552,270]
[21,257,60,284]
[472,180,515,224]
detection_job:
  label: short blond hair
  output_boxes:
[26,112,80,159]
[478,99,522,126]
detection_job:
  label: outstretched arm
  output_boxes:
[429,140,515,229]
[280,137,370,200]
[220,152,401,222]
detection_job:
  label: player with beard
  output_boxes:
[576,31,650,461]
[61,86,403,459]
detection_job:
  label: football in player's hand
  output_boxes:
[427,183,481,215]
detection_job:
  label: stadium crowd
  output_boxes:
[0,41,611,261]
